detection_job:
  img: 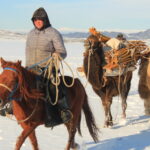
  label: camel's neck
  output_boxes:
[84,50,103,89]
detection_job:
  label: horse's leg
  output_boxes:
[15,123,38,150]
[143,98,150,115]
[121,92,127,119]
[92,88,113,127]
[28,130,39,150]
[65,118,79,150]
[102,96,113,127]
[121,74,132,119]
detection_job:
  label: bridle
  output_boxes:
[0,67,39,123]
[0,67,20,102]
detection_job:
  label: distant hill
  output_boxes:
[0,30,26,40]
[62,32,89,38]
[63,29,150,40]
[128,29,150,39]
[1,29,150,41]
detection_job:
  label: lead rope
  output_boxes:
[58,55,75,87]
[43,57,59,106]
[113,65,122,123]
[84,49,93,88]
[6,82,39,124]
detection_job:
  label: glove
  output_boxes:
[52,53,60,58]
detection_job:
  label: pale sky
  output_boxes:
[0,0,150,32]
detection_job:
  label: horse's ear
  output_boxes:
[0,57,6,67]
[17,60,22,66]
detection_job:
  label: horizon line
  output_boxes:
[0,27,147,34]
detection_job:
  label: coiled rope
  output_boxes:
[43,55,75,106]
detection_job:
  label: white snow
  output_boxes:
[0,39,150,150]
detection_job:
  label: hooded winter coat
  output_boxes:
[25,7,67,67]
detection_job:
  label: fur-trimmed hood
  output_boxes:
[31,7,51,30]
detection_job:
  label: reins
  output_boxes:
[6,99,39,124]
[0,68,20,101]
[0,83,12,92]
[84,49,93,88]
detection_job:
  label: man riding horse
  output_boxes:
[0,7,72,127]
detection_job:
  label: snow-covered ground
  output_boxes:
[0,40,150,150]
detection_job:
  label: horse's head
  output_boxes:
[0,58,21,108]
[0,58,44,108]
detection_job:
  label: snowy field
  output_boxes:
[0,39,150,150]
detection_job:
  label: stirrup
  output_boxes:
[61,110,73,123]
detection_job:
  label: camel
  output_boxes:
[83,34,133,127]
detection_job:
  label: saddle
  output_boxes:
[28,66,65,127]
[29,66,72,127]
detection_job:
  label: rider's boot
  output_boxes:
[57,85,73,123]
[49,67,72,124]
[44,101,62,127]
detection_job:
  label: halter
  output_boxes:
[0,67,21,101]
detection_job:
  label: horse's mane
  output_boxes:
[3,61,43,100]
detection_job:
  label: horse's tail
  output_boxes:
[82,91,99,142]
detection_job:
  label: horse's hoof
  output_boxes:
[104,121,113,128]
[122,114,126,119]
[71,143,80,150]
[145,109,150,116]
[119,118,127,125]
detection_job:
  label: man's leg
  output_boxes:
[50,66,72,123]
[44,100,62,127]
[57,83,72,123]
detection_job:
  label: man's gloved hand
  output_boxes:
[84,40,91,50]
[52,52,60,58]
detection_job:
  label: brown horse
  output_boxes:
[138,53,150,115]
[83,34,133,127]
[0,58,99,150]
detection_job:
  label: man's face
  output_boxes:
[34,19,44,29]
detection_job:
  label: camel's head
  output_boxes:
[84,34,101,52]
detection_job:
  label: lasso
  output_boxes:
[43,55,75,106]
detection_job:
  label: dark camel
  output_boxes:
[83,34,133,127]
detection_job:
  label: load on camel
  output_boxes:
[78,27,150,127]
[78,27,150,77]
